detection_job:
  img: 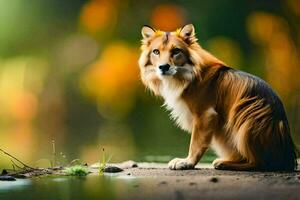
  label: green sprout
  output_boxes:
[51,139,56,168]
[63,165,89,176]
[98,148,112,175]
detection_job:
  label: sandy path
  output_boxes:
[99,162,300,200]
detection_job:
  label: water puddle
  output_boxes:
[0,174,142,200]
[0,179,32,191]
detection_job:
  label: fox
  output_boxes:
[138,24,297,171]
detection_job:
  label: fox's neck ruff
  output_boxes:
[159,78,194,132]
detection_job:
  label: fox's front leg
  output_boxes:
[168,111,216,170]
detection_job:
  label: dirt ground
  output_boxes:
[102,162,300,200]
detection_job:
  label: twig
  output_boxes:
[12,164,16,172]
[10,159,23,169]
[0,148,35,170]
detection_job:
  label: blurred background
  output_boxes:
[0,0,299,169]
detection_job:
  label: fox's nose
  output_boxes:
[159,64,170,73]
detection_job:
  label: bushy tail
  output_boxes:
[268,120,298,171]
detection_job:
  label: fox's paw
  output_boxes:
[212,159,227,170]
[168,158,195,170]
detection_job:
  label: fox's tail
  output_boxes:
[266,119,298,171]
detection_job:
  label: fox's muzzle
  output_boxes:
[159,64,170,75]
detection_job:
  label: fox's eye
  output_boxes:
[172,48,182,55]
[152,49,160,55]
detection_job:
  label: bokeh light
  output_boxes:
[79,0,118,34]
[54,34,99,71]
[80,42,139,119]
[286,0,300,16]
[247,12,300,101]
[150,4,186,31]
[0,57,47,167]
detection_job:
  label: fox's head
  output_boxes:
[138,24,223,95]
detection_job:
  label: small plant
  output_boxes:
[98,148,112,175]
[63,165,89,176]
[51,139,56,168]
[49,139,80,168]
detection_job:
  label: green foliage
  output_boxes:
[63,165,89,176]
[200,149,217,163]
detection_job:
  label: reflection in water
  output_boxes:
[0,179,31,191]
[0,175,142,200]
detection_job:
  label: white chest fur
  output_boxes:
[159,80,194,132]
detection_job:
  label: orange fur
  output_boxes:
[139,24,297,171]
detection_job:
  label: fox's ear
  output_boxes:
[141,25,155,39]
[179,24,196,42]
